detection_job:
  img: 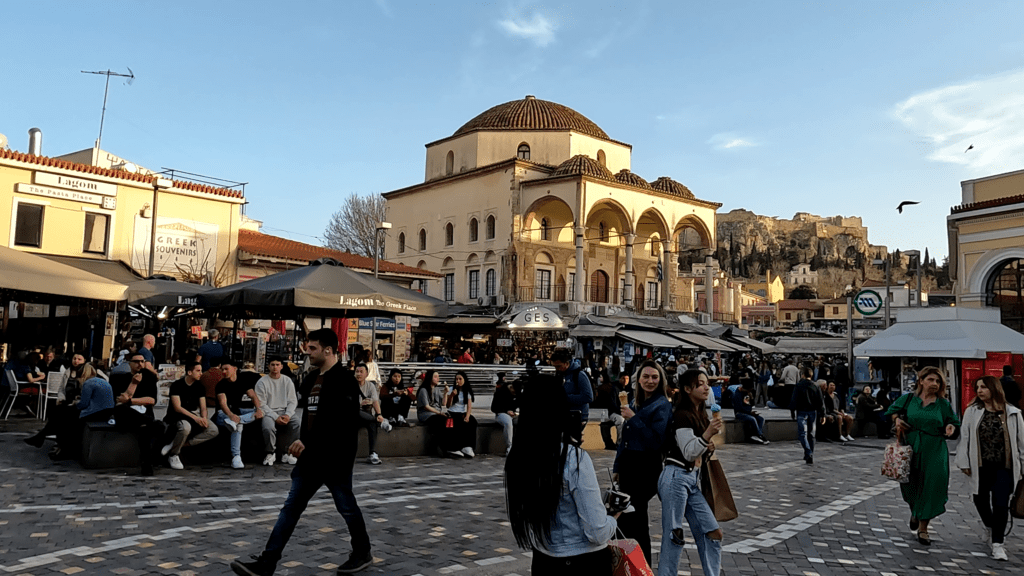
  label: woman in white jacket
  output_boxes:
[954,375,1024,561]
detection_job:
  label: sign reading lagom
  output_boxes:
[854,289,883,316]
[340,296,418,312]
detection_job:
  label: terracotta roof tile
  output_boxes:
[951,192,1024,214]
[649,176,695,199]
[454,96,609,140]
[238,230,440,277]
[614,169,653,189]
[551,154,615,181]
[776,299,824,310]
[0,148,243,199]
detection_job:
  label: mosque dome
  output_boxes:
[453,95,610,140]
[614,169,652,189]
[649,176,695,199]
[552,154,616,180]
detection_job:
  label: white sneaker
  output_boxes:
[231,455,244,469]
[168,455,183,470]
[262,453,276,466]
[461,447,475,458]
[368,452,382,465]
[223,420,237,432]
[160,443,173,456]
[843,435,854,442]
[380,419,393,433]
[281,453,297,465]
[993,542,1008,561]
[397,415,407,425]
[447,450,464,458]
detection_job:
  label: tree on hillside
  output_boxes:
[788,284,818,299]
[323,193,388,258]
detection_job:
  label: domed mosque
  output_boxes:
[383,95,722,320]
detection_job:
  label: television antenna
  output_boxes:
[81,67,135,151]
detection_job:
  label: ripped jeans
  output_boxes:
[657,464,721,576]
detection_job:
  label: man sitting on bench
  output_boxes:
[109,353,161,476]
[214,359,264,469]
[161,362,219,470]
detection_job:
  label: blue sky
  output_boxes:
[4,1,1024,261]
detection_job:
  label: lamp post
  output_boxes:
[148,177,173,277]
[373,221,392,279]
[905,250,923,307]
[872,257,891,328]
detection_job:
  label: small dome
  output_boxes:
[614,169,652,189]
[454,96,610,140]
[650,177,694,199]
[552,155,615,180]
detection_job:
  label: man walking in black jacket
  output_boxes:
[231,329,373,576]
[790,366,826,464]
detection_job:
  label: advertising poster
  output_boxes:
[156,364,185,407]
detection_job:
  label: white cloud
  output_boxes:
[497,13,557,47]
[708,132,757,150]
[893,69,1024,171]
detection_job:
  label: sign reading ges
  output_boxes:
[854,289,884,316]
[508,307,563,329]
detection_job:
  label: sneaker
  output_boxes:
[232,455,244,469]
[224,420,238,432]
[759,435,771,445]
[281,454,297,465]
[993,542,1008,561]
[230,554,276,576]
[397,415,408,427]
[168,455,184,470]
[380,419,393,433]
[336,551,373,574]
[23,433,45,448]
[461,447,475,458]
[262,453,276,466]
[160,443,173,456]
[843,435,855,442]
[749,436,765,444]
[368,452,382,465]
[447,450,464,458]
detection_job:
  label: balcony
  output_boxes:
[516,284,567,302]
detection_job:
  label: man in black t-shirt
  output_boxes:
[214,359,263,470]
[109,353,162,476]
[160,362,218,470]
[231,329,372,576]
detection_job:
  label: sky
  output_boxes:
[4,1,1024,262]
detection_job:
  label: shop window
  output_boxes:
[517,143,530,160]
[540,217,550,241]
[444,273,455,302]
[445,151,454,175]
[445,223,454,246]
[14,203,44,248]
[398,232,406,253]
[419,229,427,251]
[468,269,480,300]
[469,218,478,242]
[83,212,109,254]
[535,268,552,300]
[486,268,496,296]
[486,215,496,239]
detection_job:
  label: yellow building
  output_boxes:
[949,168,1024,331]
[382,96,721,315]
[745,270,786,303]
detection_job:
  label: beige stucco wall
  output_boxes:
[969,171,1024,204]
[567,134,631,174]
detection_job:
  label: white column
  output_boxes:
[574,225,585,302]
[624,233,636,307]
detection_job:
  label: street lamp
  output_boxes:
[373,221,392,279]
[872,256,891,328]
[905,250,923,308]
[148,177,173,277]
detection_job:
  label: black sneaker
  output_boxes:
[231,554,276,576]
[336,551,373,574]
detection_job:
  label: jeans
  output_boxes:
[263,466,371,564]
[214,408,256,457]
[356,410,379,454]
[494,412,517,452]
[734,412,765,438]
[974,465,1014,544]
[753,382,769,407]
[796,411,817,459]
[657,464,721,576]
[262,415,301,455]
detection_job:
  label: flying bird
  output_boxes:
[897,201,920,214]
[965,144,974,153]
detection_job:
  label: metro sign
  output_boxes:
[854,289,883,316]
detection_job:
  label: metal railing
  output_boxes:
[516,284,568,302]
[378,362,556,390]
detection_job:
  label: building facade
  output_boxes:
[787,263,818,286]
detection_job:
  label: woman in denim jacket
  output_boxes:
[612,359,673,565]
[505,374,618,575]
[658,369,724,576]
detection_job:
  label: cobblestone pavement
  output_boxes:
[0,426,1019,575]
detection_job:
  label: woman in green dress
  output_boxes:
[886,366,960,546]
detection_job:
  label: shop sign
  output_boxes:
[35,172,118,197]
[374,318,396,332]
[497,338,513,347]
[8,302,16,319]
[16,183,111,206]
[508,307,563,329]
[23,303,49,318]
[55,306,70,317]
[854,289,883,316]
[132,216,219,277]
[358,318,373,330]
[191,325,202,336]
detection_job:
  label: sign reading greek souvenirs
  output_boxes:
[132,216,219,277]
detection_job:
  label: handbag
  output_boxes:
[609,530,654,576]
[700,455,739,522]
[881,436,913,483]
[1012,479,1024,520]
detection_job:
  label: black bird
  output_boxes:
[897,201,920,214]
[965,144,974,153]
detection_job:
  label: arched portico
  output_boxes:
[637,208,672,309]
[523,196,576,243]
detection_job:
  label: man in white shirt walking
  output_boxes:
[256,358,300,466]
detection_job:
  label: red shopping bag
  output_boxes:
[609,538,653,576]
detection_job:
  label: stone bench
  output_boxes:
[80,422,141,469]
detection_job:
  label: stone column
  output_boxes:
[624,233,636,307]
[661,239,673,310]
[574,225,585,302]
[704,256,715,318]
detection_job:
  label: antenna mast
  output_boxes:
[81,67,135,151]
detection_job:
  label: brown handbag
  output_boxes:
[700,455,739,522]
[1012,480,1024,520]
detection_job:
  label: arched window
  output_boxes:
[590,270,609,303]
[398,232,405,253]
[599,221,608,242]
[469,218,479,242]
[597,149,606,167]
[445,222,454,246]
[486,268,497,296]
[987,259,1024,332]
[445,151,454,175]
[650,237,660,257]
[517,143,530,160]
[540,217,550,241]
[418,229,427,251]
[486,215,496,240]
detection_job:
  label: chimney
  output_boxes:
[28,127,42,156]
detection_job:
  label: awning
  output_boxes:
[773,337,849,355]
[617,329,687,349]
[445,317,499,325]
[853,307,1024,359]
[727,335,776,353]
[41,255,143,285]
[0,245,127,301]
[570,325,619,338]
[671,332,737,352]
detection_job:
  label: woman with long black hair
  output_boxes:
[505,373,617,575]
[612,359,673,565]
[416,369,457,457]
[445,371,477,457]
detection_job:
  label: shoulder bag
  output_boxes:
[881,434,913,483]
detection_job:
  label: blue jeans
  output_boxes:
[494,412,516,452]
[214,408,256,457]
[657,464,721,576]
[263,466,371,563]
[734,412,765,438]
[796,411,817,459]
